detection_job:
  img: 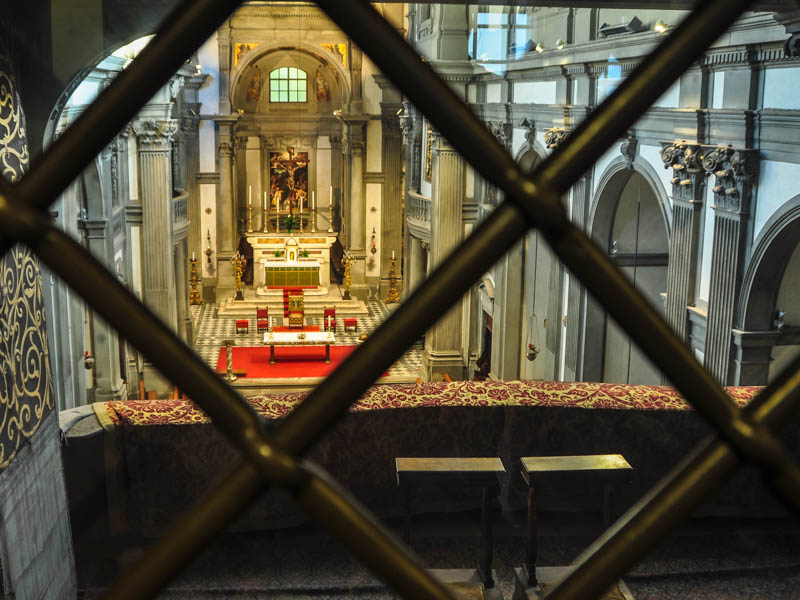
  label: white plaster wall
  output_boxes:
[698,184,716,304]
[198,32,219,173]
[200,183,217,277]
[366,120,382,172]
[486,83,502,103]
[590,143,622,198]
[763,67,800,110]
[316,136,332,229]
[754,160,800,240]
[597,77,622,103]
[652,80,680,108]
[514,80,557,104]
[511,127,526,159]
[712,71,724,109]
[365,182,382,276]
[362,55,382,115]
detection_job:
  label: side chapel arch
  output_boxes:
[584,156,671,384]
[230,41,351,112]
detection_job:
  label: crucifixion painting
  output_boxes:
[269,147,308,215]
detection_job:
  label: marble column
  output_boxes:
[234,135,247,235]
[216,118,237,289]
[174,239,191,344]
[330,135,343,233]
[424,132,466,380]
[83,218,126,401]
[702,146,759,384]
[407,236,427,295]
[134,119,179,331]
[661,142,708,342]
[381,115,403,295]
[342,119,368,298]
[564,175,590,381]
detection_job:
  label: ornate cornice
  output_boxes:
[132,119,178,150]
[660,141,708,204]
[702,145,759,214]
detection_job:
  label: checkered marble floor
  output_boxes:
[192,299,424,382]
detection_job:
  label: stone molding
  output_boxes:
[488,121,512,149]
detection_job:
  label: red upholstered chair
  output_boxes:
[343,318,358,332]
[235,319,249,334]
[323,306,336,332]
[256,307,269,332]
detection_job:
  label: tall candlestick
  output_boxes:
[276,202,280,233]
[299,196,304,233]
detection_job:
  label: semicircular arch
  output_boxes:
[230,41,350,110]
[737,194,800,330]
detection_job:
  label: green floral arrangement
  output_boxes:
[286,215,297,232]
[274,250,282,258]
[301,249,309,258]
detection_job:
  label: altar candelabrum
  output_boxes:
[342,253,353,300]
[189,256,202,305]
[262,192,269,233]
[246,202,253,233]
[230,251,246,301]
[385,254,401,304]
[205,229,214,273]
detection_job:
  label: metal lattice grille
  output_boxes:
[1,1,799,599]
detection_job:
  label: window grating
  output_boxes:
[0,1,799,599]
[270,66,307,102]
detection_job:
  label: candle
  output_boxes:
[392,250,395,260]
[248,185,252,206]
[192,251,195,261]
[329,186,333,207]
[300,196,303,214]
[312,191,315,211]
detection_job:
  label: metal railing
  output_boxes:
[1,0,799,599]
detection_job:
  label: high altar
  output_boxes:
[248,233,338,294]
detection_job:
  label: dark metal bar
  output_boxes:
[0,195,457,599]
[274,202,527,452]
[107,460,264,600]
[291,0,800,505]
[14,0,244,214]
[545,349,800,599]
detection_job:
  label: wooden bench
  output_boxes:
[518,454,633,592]
[396,457,505,589]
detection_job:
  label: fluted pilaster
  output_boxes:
[134,119,179,330]
[702,145,759,384]
[661,142,708,342]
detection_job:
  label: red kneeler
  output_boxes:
[343,318,358,332]
[235,319,249,334]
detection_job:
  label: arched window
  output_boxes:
[269,67,307,102]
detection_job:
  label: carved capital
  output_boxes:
[487,121,512,149]
[660,141,708,204]
[544,127,570,150]
[133,119,178,151]
[702,145,759,214]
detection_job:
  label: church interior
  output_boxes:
[2,1,800,598]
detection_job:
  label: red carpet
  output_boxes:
[216,345,367,378]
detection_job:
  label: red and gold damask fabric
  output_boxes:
[99,380,761,426]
